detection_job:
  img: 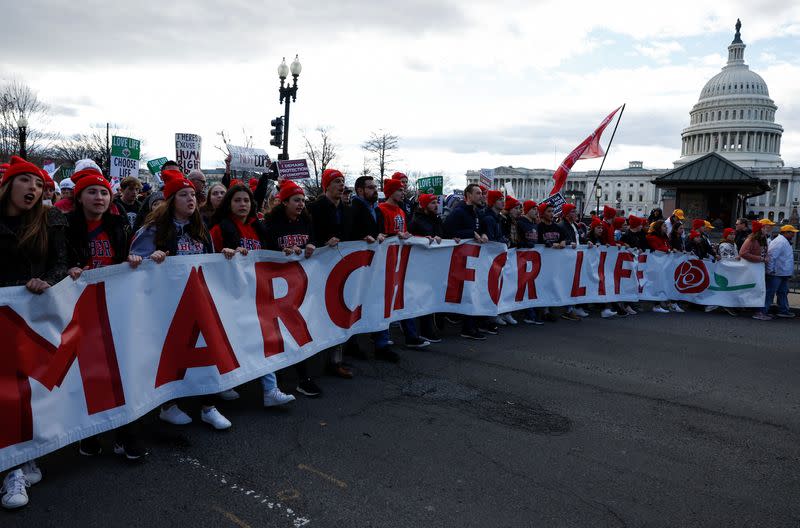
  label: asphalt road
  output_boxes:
[5,308,800,527]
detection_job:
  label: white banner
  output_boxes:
[227,145,271,172]
[175,133,202,175]
[0,241,764,470]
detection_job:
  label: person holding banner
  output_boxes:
[646,220,683,314]
[668,221,687,252]
[130,170,234,429]
[64,172,151,460]
[410,193,445,343]
[0,156,68,509]
[209,183,297,406]
[443,183,492,340]
[740,221,771,320]
[264,180,323,396]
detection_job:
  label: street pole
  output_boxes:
[17,115,28,160]
[106,123,110,175]
[282,94,291,161]
[276,55,301,161]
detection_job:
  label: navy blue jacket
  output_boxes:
[443,202,483,239]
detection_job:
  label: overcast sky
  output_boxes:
[2,0,799,186]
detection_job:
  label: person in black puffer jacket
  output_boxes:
[410,193,444,342]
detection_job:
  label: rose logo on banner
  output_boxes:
[674,259,710,294]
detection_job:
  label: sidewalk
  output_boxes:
[791,293,800,309]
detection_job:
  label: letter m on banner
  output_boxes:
[0,283,125,449]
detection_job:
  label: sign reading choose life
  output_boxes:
[175,133,202,175]
[110,136,141,186]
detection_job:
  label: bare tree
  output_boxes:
[360,156,372,178]
[362,130,399,189]
[302,126,338,188]
[0,79,52,162]
[50,124,138,178]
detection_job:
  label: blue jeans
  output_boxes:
[374,319,419,348]
[765,275,790,314]
[260,373,277,392]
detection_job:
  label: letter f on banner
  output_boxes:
[155,267,239,387]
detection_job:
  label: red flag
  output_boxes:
[549,106,621,196]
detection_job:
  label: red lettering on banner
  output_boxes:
[570,250,587,297]
[637,253,647,293]
[155,267,239,387]
[445,244,480,303]
[255,261,312,357]
[488,253,508,305]
[515,250,541,301]
[0,283,125,449]
[384,245,411,318]
[598,251,607,296]
[614,252,635,294]
[326,250,374,329]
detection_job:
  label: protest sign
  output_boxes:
[228,145,271,173]
[542,192,567,217]
[175,133,202,175]
[416,175,443,195]
[277,159,311,180]
[0,240,765,471]
[110,136,141,186]
[147,157,169,183]
[479,168,494,188]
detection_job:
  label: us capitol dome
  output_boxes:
[676,19,784,168]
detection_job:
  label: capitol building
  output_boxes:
[466,20,800,225]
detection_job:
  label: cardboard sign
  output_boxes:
[110,136,141,184]
[175,133,202,175]
[416,175,443,195]
[277,159,311,180]
[228,145,271,172]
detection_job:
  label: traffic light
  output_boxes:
[270,117,283,148]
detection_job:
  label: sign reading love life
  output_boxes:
[109,136,141,187]
[0,240,764,470]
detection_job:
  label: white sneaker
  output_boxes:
[601,308,617,318]
[573,308,589,318]
[670,303,685,313]
[502,313,518,325]
[653,305,670,313]
[218,389,240,401]
[1,469,29,509]
[624,306,637,316]
[263,388,296,407]
[159,404,192,425]
[201,406,232,430]
[703,305,718,313]
[492,315,507,326]
[20,460,41,485]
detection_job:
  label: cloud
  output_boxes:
[634,41,684,62]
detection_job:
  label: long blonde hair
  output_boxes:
[0,180,50,257]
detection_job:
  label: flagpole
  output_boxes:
[584,103,626,218]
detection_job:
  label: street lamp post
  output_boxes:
[17,115,28,160]
[595,185,602,215]
[276,55,302,161]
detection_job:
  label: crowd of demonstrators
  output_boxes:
[1,152,798,510]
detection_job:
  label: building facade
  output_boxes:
[467,20,800,223]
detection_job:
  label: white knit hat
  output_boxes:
[59,177,75,190]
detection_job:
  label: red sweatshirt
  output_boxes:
[646,233,671,252]
[378,202,407,235]
[210,216,263,251]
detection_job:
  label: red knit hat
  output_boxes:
[249,178,259,193]
[478,184,488,195]
[561,203,576,217]
[537,202,552,216]
[229,179,243,188]
[751,220,763,233]
[486,190,503,207]
[722,227,735,239]
[691,218,704,230]
[602,205,616,219]
[161,168,193,199]
[523,200,537,215]
[74,174,112,196]
[278,180,304,202]
[418,193,436,209]
[391,171,407,181]
[1,156,43,186]
[383,178,404,196]
[503,196,520,211]
[321,169,344,190]
[590,216,604,229]
[612,216,626,229]
[627,215,644,229]
[689,229,701,240]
